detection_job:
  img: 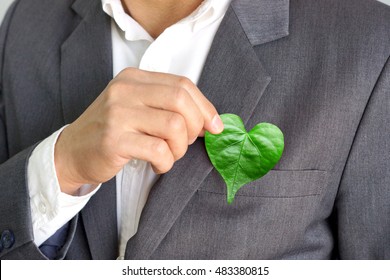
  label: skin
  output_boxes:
[54,1,223,195]
[121,0,203,38]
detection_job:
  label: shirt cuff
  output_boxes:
[27,126,101,246]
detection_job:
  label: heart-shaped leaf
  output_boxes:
[205,114,284,204]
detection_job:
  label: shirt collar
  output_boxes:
[101,0,231,42]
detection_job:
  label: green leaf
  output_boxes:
[205,114,284,204]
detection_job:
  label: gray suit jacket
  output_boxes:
[0,0,389,259]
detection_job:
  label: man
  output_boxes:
[0,0,389,259]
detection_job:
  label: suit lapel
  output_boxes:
[125,1,289,259]
[80,178,118,259]
[60,0,113,124]
[60,0,118,259]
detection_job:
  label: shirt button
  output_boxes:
[1,230,15,249]
[129,159,138,168]
[39,202,47,214]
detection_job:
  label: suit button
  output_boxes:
[1,230,15,249]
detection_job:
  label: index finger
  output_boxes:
[122,68,224,134]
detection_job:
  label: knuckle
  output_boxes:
[166,112,186,133]
[151,139,169,158]
[106,82,125,102]
[120,67,137,77]
[105,81,138,106]
[177,76,193,90]
[172,87,188,108]
[150,140,174,173]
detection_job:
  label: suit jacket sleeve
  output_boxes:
[0,1,45,259]
[0,2,78,260]
[335,56,390,259]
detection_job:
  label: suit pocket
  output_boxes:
[198,169,327,198]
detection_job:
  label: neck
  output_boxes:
[121,0,203,38]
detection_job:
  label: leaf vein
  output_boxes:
[212,138,244,151]
[247,135,263,158]
[232,135,247,191]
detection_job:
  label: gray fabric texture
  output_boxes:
[0,0,389,259]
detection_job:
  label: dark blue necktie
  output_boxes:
[39,222,69,259]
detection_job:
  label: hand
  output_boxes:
[54,68,224,195]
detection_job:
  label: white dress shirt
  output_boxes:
[27,0,231,259]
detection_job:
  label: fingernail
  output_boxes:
[212,114,224,133]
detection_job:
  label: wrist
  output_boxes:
[54,127,84,195]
